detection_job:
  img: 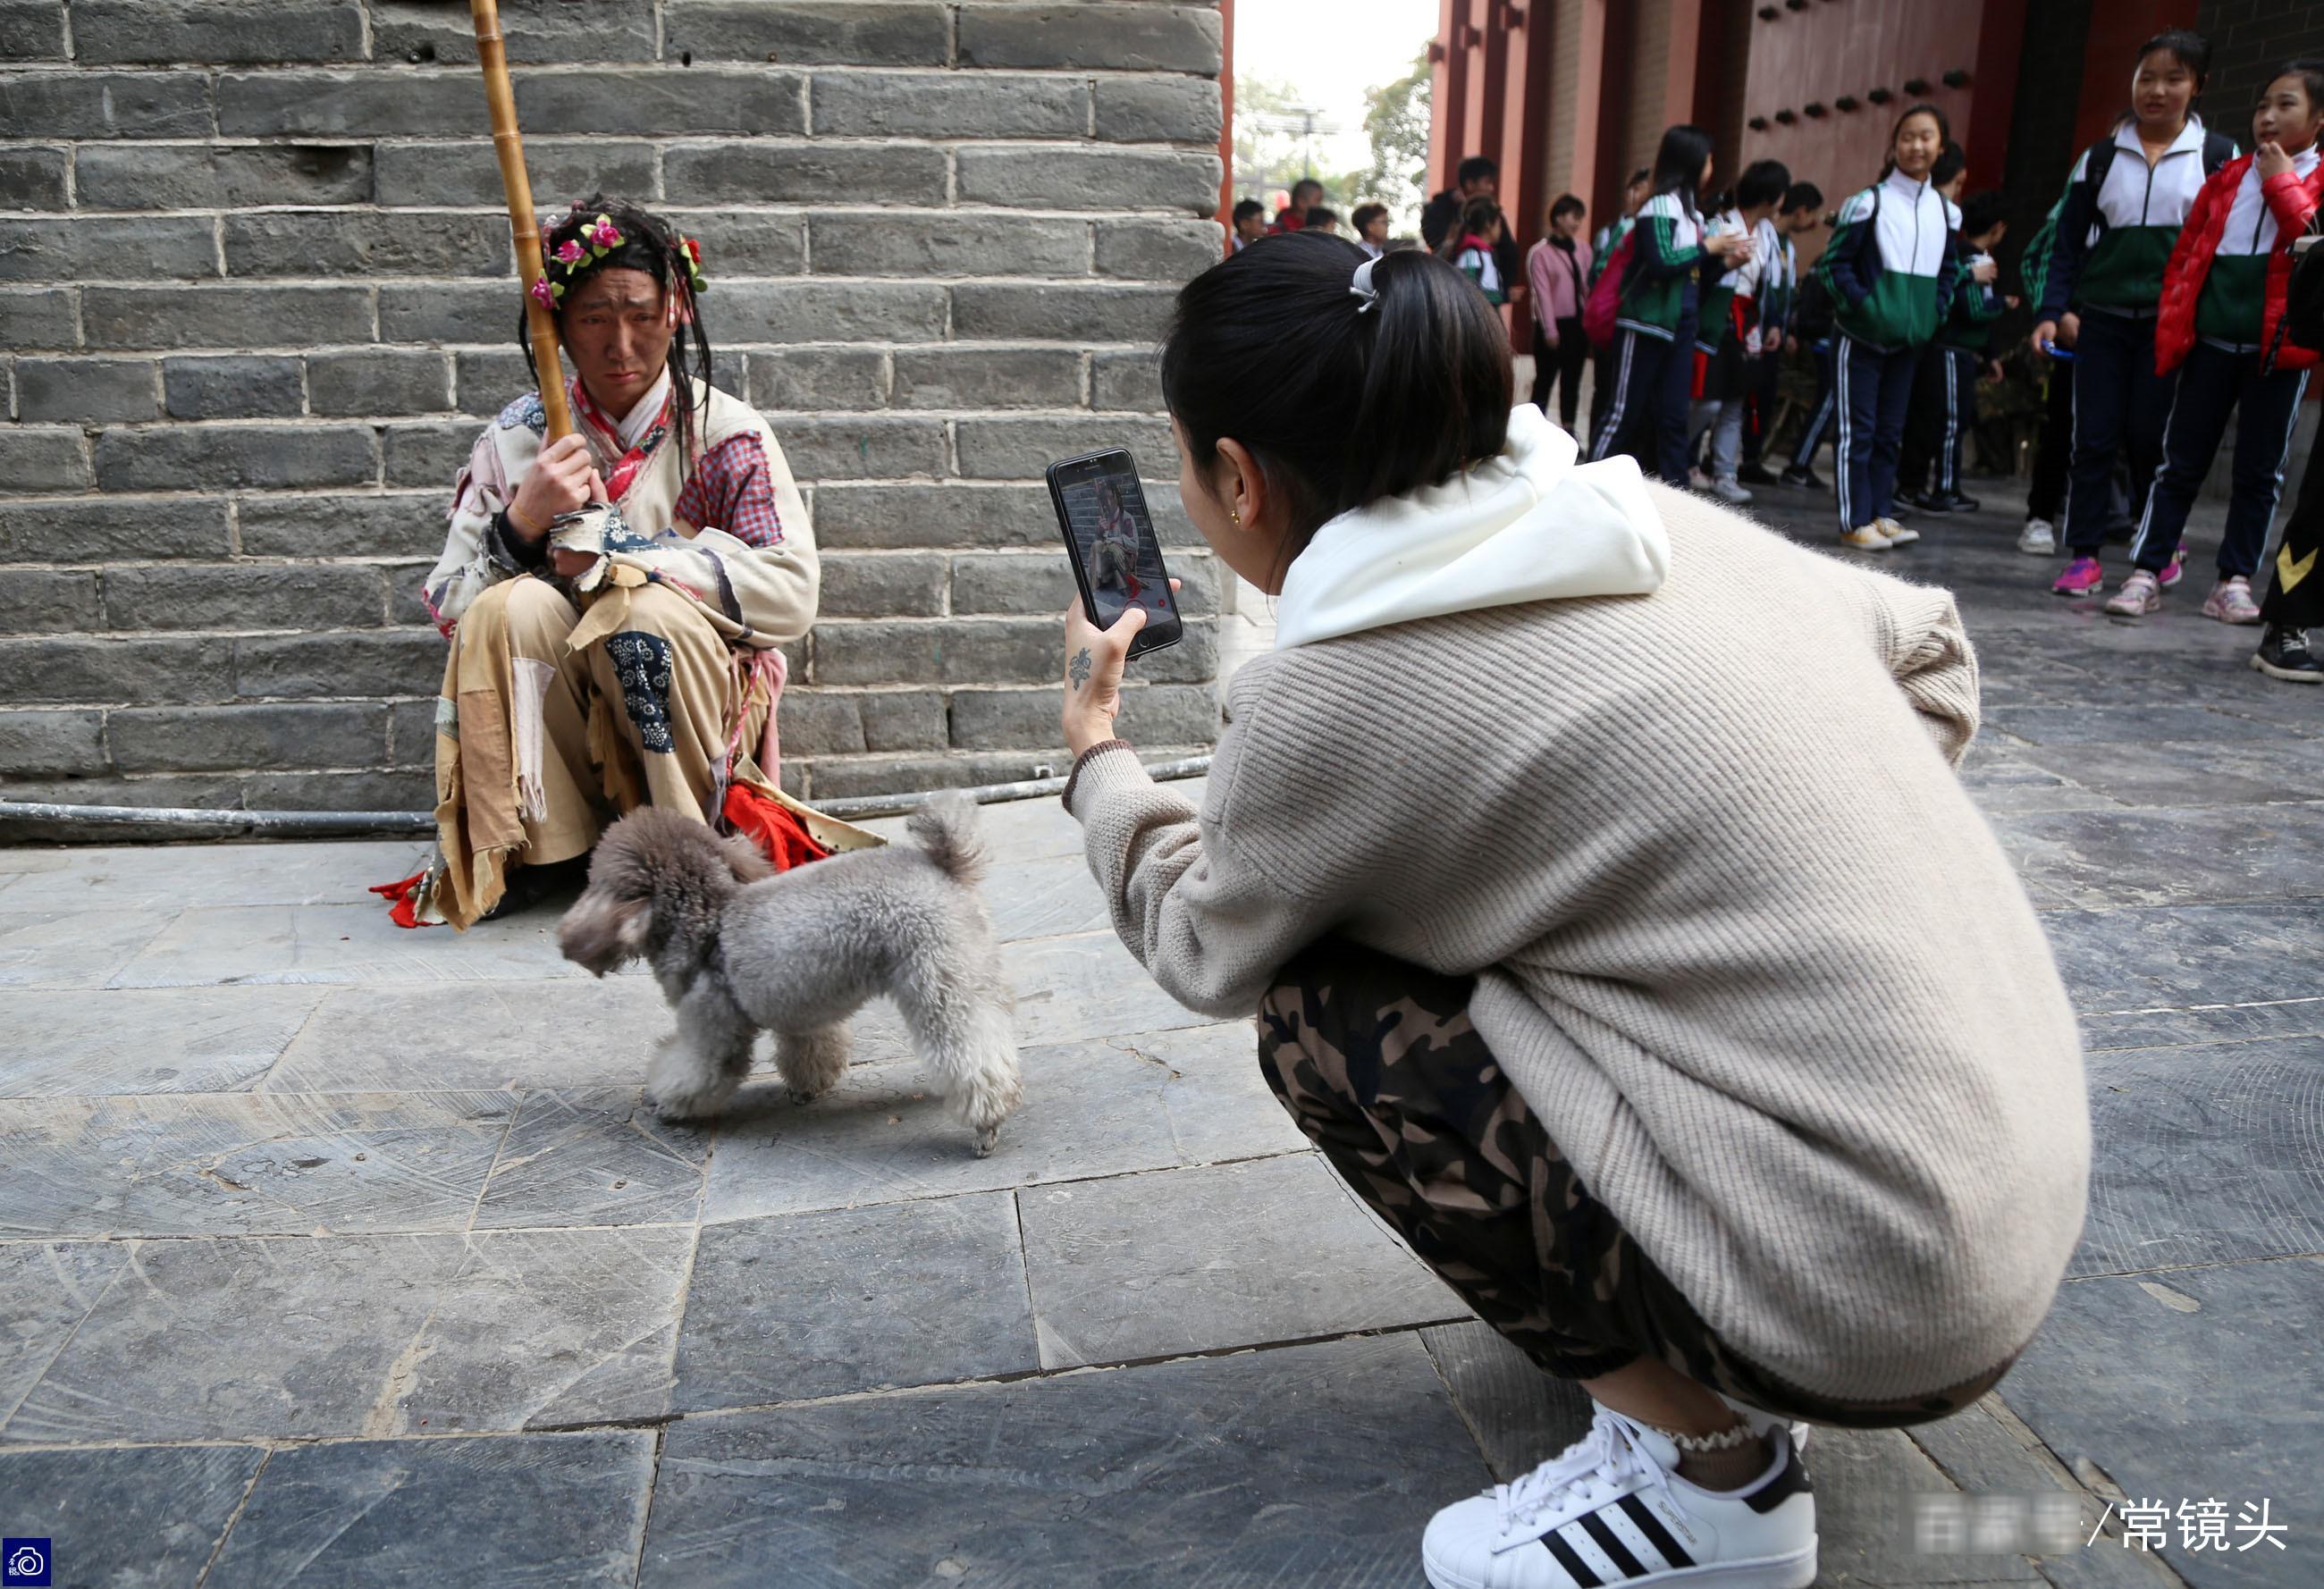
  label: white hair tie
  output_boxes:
[1350,255,1381,314]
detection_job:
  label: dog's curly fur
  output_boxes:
[559,794,1022,1155]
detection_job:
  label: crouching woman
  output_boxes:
[1055,231,2087,1589]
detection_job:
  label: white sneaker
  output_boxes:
[1689,467,1714,492]
[1839,524,1894,551]
[2018,517,2056,555]
[1875,516,1919,545]
[1422,1406,1817,1589]
[1712,476,1754,505]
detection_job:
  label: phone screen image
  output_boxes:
[1057,466,1175,630]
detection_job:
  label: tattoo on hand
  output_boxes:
[1069,648,1092,691]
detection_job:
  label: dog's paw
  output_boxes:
[973,1122,1000,1158]
[786,1085,821,1107]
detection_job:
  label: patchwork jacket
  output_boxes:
[424,375,819,652]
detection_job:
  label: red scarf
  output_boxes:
[570,376,673,502]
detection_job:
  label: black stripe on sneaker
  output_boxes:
[1541,1528,1604,1588]
[1617,1494,1695,1569]
[1578,1510,1651,1579]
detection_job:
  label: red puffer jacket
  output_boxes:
[2155,154,2324,374]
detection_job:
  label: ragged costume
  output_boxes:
[400,368,836,928]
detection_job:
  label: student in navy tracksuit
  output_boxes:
[1818,105,1958,550]
[1590,125,1752,483]
[1901,191,2011,511]
[2034,29,2235,597]
[1781,267,1840,489]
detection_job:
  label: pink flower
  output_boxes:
[590,217,623,249]
[529,277,558,310]
[554,239,585,265]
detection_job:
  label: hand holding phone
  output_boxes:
[1046,448,1183,660]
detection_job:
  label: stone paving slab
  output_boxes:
[0,1241,128,1429]
[0,838,433,912]
[2079,997,2324,1054]
[1016,1154,1466,1368]
[204,1430,656,1589]
[266,975,669,1092]
[473,1086,711,1230]
[2041,903,2324,1013]
[0,984,323,1096]
[672,1190,1036,1410]
[2013,737,2324,811]
[113,902,582,988]
[1993,803,2324,909]
[4,1227,694,1443]
[638,1333,1483,1589]
[0,1089,517,1238]
[1999,1257,2323,1589]
[2074,1040,2324,1278]
[0,1442,266,1587]
[0,907,170,988]
[698,1022,1303,1223]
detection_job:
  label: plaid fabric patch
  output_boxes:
[674,432,783,547]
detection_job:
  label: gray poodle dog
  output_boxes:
[558,795,1022,1156]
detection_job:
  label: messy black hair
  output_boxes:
[1233,198,1266,225]
[1306,206,1341,230]
[1780,180,1823,214]
[1881,103,1951,179]
[526,193,714,475]
[2262,58,2324,114]
[1959,189,2008,239]
[1549,192,1586,223]
[1458,155,1499,187]
[1159,230,1511,575]
[2137,28,2211,86]
[1351,202,1390,236]
[1650,124,1717,217]
[1737,159,1791,211]
[1931,141,1967,188]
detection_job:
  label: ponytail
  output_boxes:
[1159,231,1511,574]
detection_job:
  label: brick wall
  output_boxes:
[2197,0,2320,137]
[0,0,1225,812]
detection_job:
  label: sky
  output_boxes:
[1234,0,1440,179]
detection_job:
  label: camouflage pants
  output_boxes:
[1257,940,2015,1429]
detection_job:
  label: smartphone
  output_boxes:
[2039,340,2075,362]
[1046,447,1183,659]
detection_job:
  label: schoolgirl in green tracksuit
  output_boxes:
[1818,104,1958,550]
[2035,29,2236,595]
[1590,126,1748,483]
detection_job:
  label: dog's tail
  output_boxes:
[905,792,986,885]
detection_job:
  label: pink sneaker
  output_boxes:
[2158,544,2188,589]
[2105,569,2163,616]
[2051,556,2103,596]
[2202,576,2262,625]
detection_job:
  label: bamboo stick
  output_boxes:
[469,0,573,441]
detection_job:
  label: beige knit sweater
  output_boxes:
[1067,467,2088,1405]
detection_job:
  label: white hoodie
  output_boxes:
[1272,403,1670,649]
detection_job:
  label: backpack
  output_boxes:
[1582,226,1635,349]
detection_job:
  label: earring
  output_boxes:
[1230,509,1242,525]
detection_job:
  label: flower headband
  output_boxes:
[527,210,707,313]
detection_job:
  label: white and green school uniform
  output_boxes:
[2039,116,2223,321]
[2198,143,2321,349]
[1614,193,1705,340]
[1819,169,1954,533]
